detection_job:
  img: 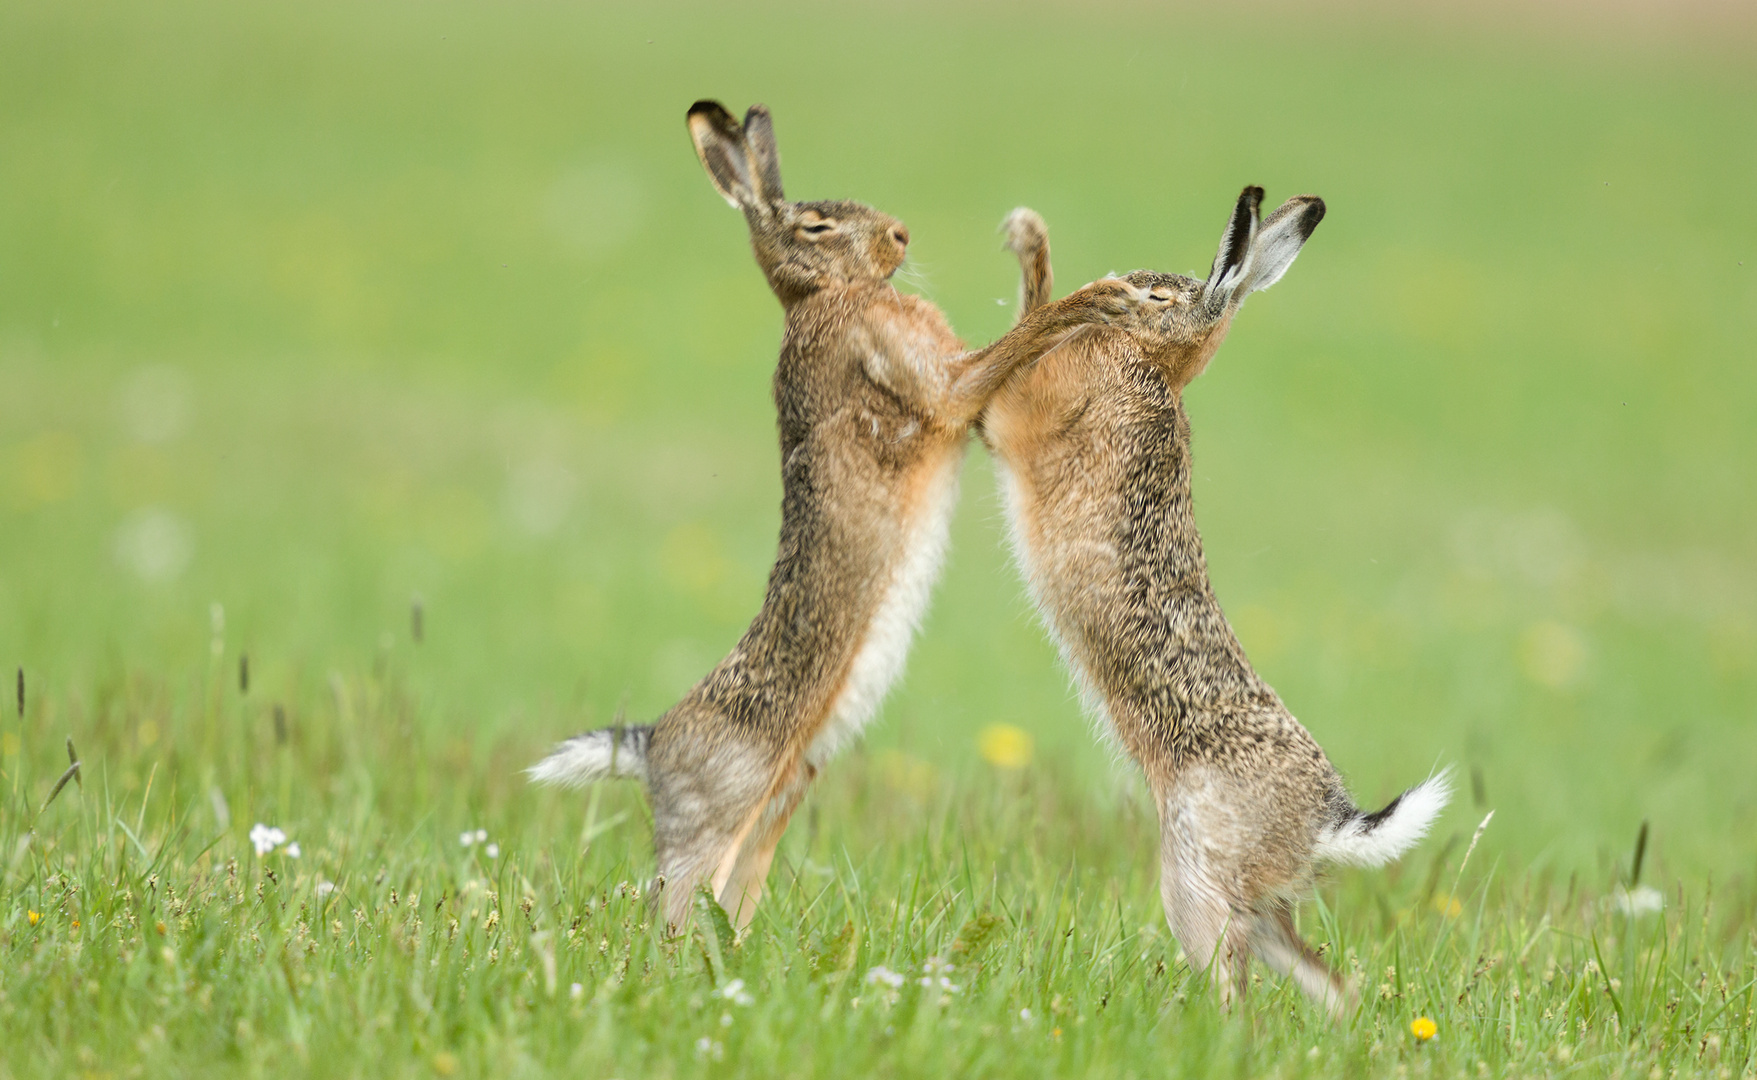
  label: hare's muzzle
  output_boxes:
[876,223,911,276]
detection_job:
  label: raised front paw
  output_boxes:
[1080,277,1143,323]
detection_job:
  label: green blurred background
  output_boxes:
[3,1,1753,880]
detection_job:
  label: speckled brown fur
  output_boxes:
[985,193,1448,1016]
[532,103,1131,930]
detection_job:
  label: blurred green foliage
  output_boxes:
[2,0,1754,882]
[4,2,1757,1075]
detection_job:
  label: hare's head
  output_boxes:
[688,101,911,303]
[1117,187,1325,388]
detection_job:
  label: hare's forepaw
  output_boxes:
[1085,278,1142,323]
[1002,207,1048,256]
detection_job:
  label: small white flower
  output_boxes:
[1019,1007,1033,1023]
[1613,884,1664,917]
[719,1012,733,1028]
[921,956,956,976]
[460,831,476,847]
[249,823,286,857]
[695,1037,713,1057]
[864,965,906,989]
[284,842,301,858]
[475,828,488,843]
[569,982,585,1001]
[315,881,335,897]
[484,843,499,859]
[719,978,754,1006]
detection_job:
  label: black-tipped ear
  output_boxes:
[1236,195,1325,296]
[688,100,758,209]
[1207,185,1264,294]
[741,105,785,204]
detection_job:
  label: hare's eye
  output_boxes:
[801,222,835,235]
[1149,291,1175,303]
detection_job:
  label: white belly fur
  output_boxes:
[993,460,1130,764]
[807,450,962,768]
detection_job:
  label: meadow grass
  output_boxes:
[3,0,1756,1075]
[2,667,1753,1078]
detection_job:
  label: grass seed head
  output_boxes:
[1629,819,1650,887]
[42,753,83,810]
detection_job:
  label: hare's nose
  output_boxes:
[891,225,910,249]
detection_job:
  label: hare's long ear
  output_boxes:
[1237,195,1325,296]
[1202,185,1264,307]
[741,105,785,204]
[688,100,784,211]
[688,100,755,207]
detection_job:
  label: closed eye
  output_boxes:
[801,222,836,235]
[1149,291,1176,303]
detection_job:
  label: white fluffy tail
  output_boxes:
[527,725,651,787]
[1314,769,1453,868]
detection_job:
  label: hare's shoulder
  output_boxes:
[830,291,959,411]
[878,292,961,351]
[986,328,1129,452]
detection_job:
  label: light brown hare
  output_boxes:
[986,191,1450,1016]
[531,101,1131,931]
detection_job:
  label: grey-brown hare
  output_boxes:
[986,192,1449,1016]
[531,102,1132,931]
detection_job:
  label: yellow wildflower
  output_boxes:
[977,724,1034,770]
[27,910,41,926]
[1411,1016,1438,1042]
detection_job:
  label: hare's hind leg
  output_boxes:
[1159,811,1251,1009]
[1246,902,1354,1020]
[1159,848,1250,1009]
[651,810,750,931]
[647,737,777,930]
[716,762,816,930]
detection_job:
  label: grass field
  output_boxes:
[3,0,1756,1075]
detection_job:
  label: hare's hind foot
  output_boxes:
[1245,904,1355,1021]
[1159,864,1351,1019]
[1159,837,1252,1010]
[1157,782,1351,1018]
[650,754,815,932]
[714,763,815,930]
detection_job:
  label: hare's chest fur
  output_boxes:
[806,445,963,768]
